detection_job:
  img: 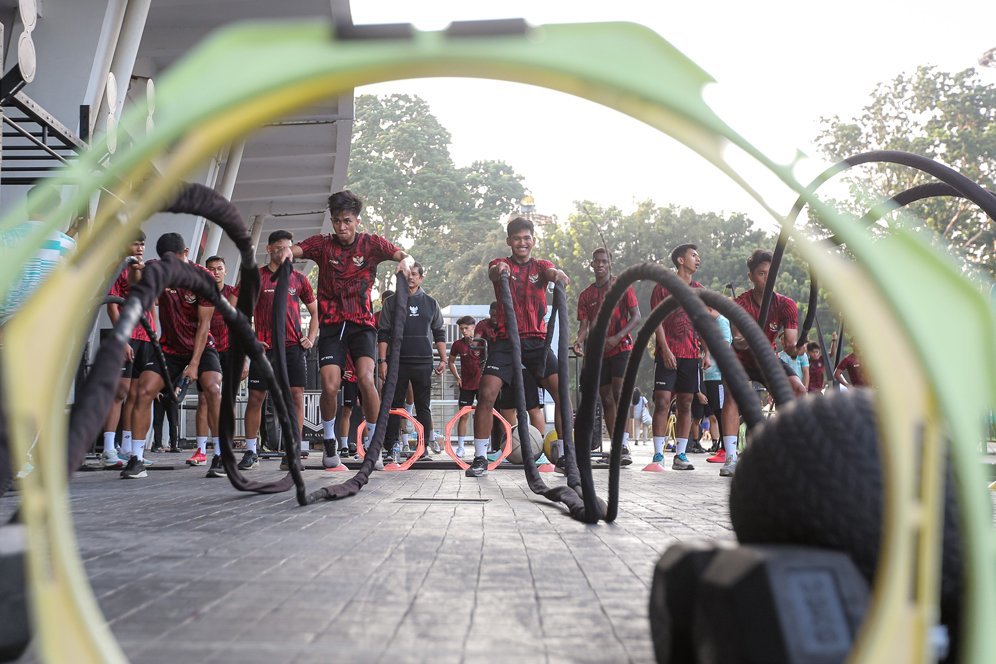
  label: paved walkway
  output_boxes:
[10,445,735,663]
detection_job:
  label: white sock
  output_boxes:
[367,422,377,439]
[322,418,336,439]
[457,436,466,448]
[653,436,665,456]
[401,432,410,445]
[103,432,117,454]
[245,438,257,453]
[339,435,348,449]
[122,431,133,455]
[555,440,564,457]
[212,437,220,457]
[621,432,630,447]
[473,438,489,458]
[676,438,688,455]
[723,435,738,461]
[405,403,414,415]
[133,439,145,461]
[197,436,208,454]
[301,440,310,453]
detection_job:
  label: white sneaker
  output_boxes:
[455,445,465,458]
[102,449,124,469]
[720,456,738,477]
[373,456,384,471]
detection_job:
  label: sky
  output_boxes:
[351,1,996,231]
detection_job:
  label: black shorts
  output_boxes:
[600,351,630,386]
[248,345,308,390]
[483,338,556,386]
[121,339,153,379]
[692,396,710,420]
[458,388,478,407]
[146,347,222,392]
[704,379,724,412]
[654,357,701,395]
[318,322,376,369]
[341,380,359,407]
[743,360,797,390]
[496,370,541,410]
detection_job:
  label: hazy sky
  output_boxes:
[351,1,996,230]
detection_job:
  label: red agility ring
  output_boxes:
[356,408,425,472]
[443,406,513,471]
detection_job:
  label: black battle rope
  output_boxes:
[758,150,996,338]
[302,273,410,503]
[497,274,602,522]
[543,285,583,492]
[582,264,786,521]
[101,295,174,400]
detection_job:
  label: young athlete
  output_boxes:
[282,191,413,468]
[573,247,641,463]
[242,231,319,470]
[468,217,569,478]
[448,315,485,458]
[126,233,221,479]
[649,244,703,471]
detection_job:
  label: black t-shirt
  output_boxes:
[377,289,445,363]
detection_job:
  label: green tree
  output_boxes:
[816,66,996,278]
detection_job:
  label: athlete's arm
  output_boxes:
[543,266,570,286]
[654,325,676,369]
[187,304,214,381]
[434,340,448,375]
[608,302,642,349]
[430,300,447,374]
[781,326,801,357]
[489,261,510,282]
[448,348,461,387]
[391,249,413,280]
[301,299,319,350]
[833,362,850,388]
[573,318,589,356]
[801,365,810,390]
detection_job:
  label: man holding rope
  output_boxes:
[282,191,414,469]
[469,217,569,478]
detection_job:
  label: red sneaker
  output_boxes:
[706,449,726,464]
[186,450,207,466]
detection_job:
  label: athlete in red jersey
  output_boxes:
[806,342,826,393]
[284,190,412,468]
[449,315,485,457]
[127,233,221,479]
[197,256,242,474]
[718,249,806,479]
[834,351,869,388]
[649,244,703,471]
[100,232,153,468]
[468,217,569,478]
[242,231,319,470]
[573,248,642,464]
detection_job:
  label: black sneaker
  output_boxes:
[555,456,567,475]
[150,444,165,453]
[465,456,488,478]
[688,442,707,454]
[322,439,341,469]
[120,456,147,479]
[206,455,226,478]
[620,447,633,466]
[238,450,259,470]
[348,442,357,456]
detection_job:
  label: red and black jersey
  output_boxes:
[577,280,638,358]
[651,281,703,360]
[836,353,868,387]
[808,356,825,392]
[450,337,485,390]
[489,257,554,340]
[253,266,315,349]
[733,290,798,368]
[109,267,156,342]
[209,284,239,352]
[298,232,400,328]
[474,318,498,344]
[156,261,215,357]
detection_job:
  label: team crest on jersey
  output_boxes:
[769,322,778,332]
[352,255,365,267]
[409,305,419,316]
[289,287,297,296]
[184,293,197,304]
[528,274,539,284]
[330,258,341,266]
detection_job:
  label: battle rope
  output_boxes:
[497,274,603,522]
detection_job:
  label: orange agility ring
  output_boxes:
[443,406,514,471]
[356,408,424,471]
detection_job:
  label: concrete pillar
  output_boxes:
[201,139,245,261]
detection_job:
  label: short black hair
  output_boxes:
[747,249,773,273]
[412,261,425,277]
[489,301,498,313]
[592,247,611,261]
[807,342,821,352]
[133,230,146,243]
[268,229,293,245]
[205,255,225,266]
[670,244,697,267]
[631,387,642,405]
[456,315,476,326]
[156,232,185,258]
[506,216,534,237]
[328,190,363,217]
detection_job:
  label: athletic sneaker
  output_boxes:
[238,451,259,470]
[186,450,207,466]
[465,456,488,478]
[117,452,130,464]
[620,447,633,466]
[688,442,707,454]
[120,456,147,479]
[206,456,226,478]
[373,455,385,471]
[430,439,442,454]
[672,453,694,471]
[651,452,665,465]
[322,439,341,469]
[417,449,431,462]
[706,449,726,464]
[102,449,123,469]
[348,442,357,456]
[455,445,466,458]
[719,456,738,477]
